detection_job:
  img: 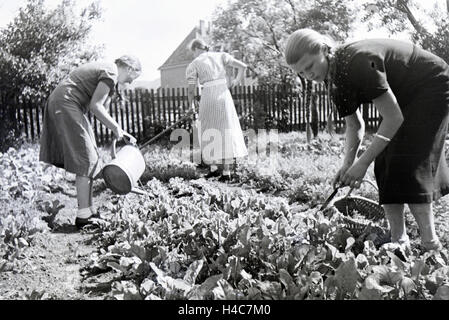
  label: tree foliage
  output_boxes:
[211,0,359,85]
[362,0,449,63]
[210,0,359,134]
[0,0,103,98]
[0,0,103,151]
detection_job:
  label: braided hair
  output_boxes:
[285,29,337,137]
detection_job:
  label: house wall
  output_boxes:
[162,66,257,89]
[160,66,189,89]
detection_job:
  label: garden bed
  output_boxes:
[1,132,449,300]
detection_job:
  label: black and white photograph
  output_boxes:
[1,0,449,306]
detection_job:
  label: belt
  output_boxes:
[202,79,227,88]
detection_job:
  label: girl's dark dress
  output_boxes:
[329,39,449,204]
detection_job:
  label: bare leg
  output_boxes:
[409,203,441,250]
[88,178,94,207]
[383,204,408,242]
[75,175,93,220]
[75,175,91,210]
[222,158,234,176]
[88,177,96,215]
[382,204,410,253]
[222,163,231,176]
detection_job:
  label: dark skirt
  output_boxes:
[374,73,449,204]
[39,88,101,178]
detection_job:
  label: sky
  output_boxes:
[0,0,228,81]
[0,0,444,81]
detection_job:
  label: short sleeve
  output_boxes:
[332,87,361,118]
[98,63,118,92]
[186,62,198,85]
[348,52,389,102]
[221,52,235,67]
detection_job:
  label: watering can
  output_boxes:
[102,138,147,195]
[102,106,197,196]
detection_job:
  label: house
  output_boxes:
[158,20,257,89]
[158,20,211,89]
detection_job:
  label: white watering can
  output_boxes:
[102,138,147,195]
[102,107,196,196]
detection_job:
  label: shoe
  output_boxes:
[218,175,232,182]
[75,213,101,230]
[205,170,221,179]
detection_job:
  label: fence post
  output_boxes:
[27,97,35,141]
[142,89,150,140]
[128,90,136,139]
[93,109,100,145]
[135,90,142,142]
[241,85,247,130]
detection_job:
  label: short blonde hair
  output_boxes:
[284,29,334,65]
[115,55,142,71]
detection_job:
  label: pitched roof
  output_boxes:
[158,27,198,70]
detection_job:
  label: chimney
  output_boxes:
[199,20,206,37]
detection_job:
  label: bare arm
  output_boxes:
[187,83,197,111]
[339,89,404,188]
[343,109,365,166]
[333,109,365,187]
[229,59,247,87]
[357,89,404,165]
[89,82,135,141]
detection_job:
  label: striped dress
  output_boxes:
[186,52,248,164]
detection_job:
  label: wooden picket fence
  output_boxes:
[8,84,381,146]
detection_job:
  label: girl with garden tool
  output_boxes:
[185,39,248,182]
[285,28,449,253]
[39,55,142,230]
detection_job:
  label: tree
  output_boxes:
[211,0,359,85]
[362,0,449,63]
[0,0,103,151]
[211,0,359,134]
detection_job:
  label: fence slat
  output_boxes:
[135,90,142,141]
[11,84,386,144]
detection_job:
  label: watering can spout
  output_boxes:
[131,187,148,196]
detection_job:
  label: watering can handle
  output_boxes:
[111,138,118,159]
[110,136,136,159]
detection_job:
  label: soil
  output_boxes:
[0,179,115,300]
[0,173,253,300]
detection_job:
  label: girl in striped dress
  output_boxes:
[186,39,248,182]
[39,55,142,229]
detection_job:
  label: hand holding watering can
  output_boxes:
[113,127,137,146]
[103,105,197,196]
[102,137,147,196]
